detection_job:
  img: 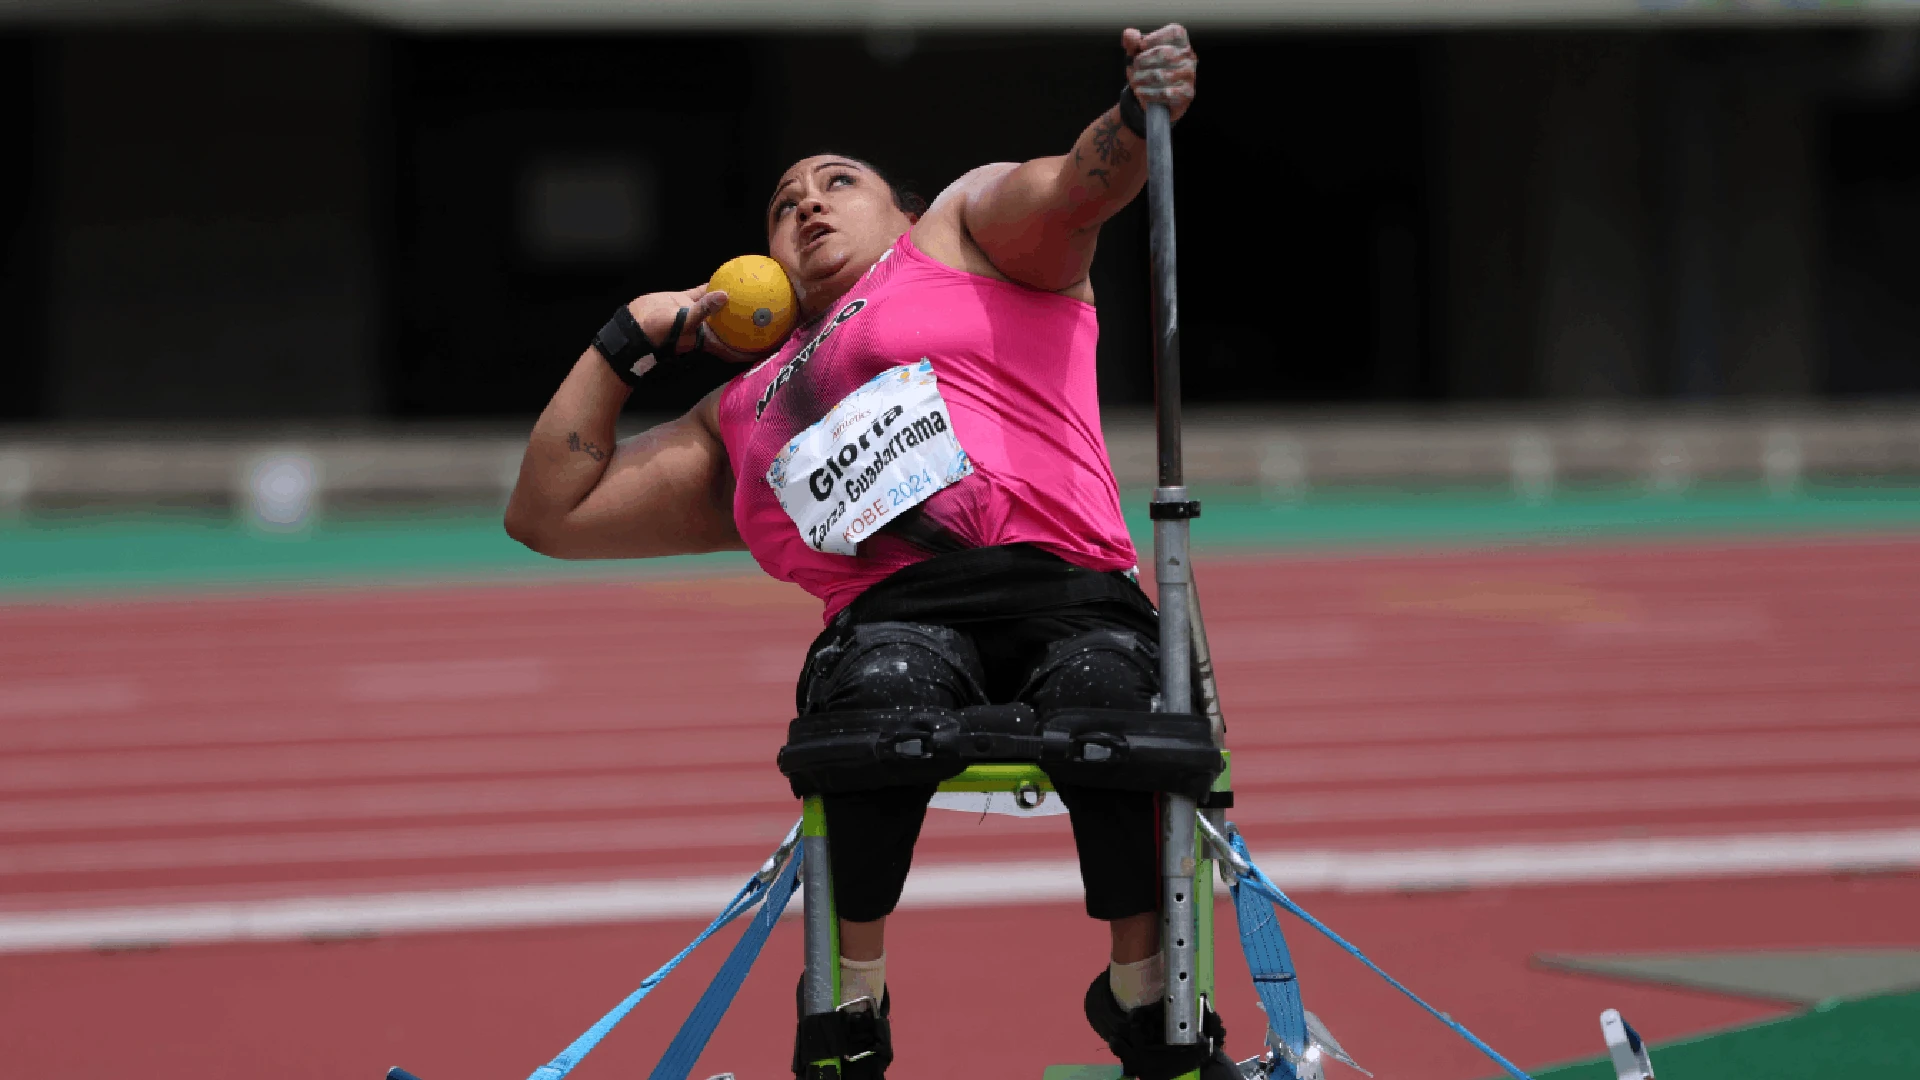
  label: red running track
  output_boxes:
[3,873,1917,1079]
[2,536,1919,1076]
[3,536,1918,911]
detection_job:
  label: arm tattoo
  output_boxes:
[1090,115,1133,169]
[567,431,608,462]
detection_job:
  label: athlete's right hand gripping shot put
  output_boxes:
[503,24,1232,1080]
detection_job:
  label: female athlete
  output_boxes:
[505,25,1226,1080]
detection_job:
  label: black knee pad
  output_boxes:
[1019,628,1159,712]
[800,621,987,715]
[784,623,1218,799]
[1022,631,1221,799]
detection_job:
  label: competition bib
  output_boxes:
[766,359,973,556]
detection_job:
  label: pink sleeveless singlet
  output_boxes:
[715,230,1136,622]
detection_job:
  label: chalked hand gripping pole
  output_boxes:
[1144,101,1205,1051]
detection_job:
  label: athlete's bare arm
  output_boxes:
[914,24,1196,298]
[505,288,745,560]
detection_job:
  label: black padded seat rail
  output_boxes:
[777,704,1221,799]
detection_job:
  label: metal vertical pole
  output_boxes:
[800,797,838,1019]
[1189,577,1225,746]
[1145,99,1199,1050]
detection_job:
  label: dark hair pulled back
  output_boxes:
[787,153,926,216]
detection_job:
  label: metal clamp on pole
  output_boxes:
[1143,96,1200,1051]
[758,819,803,885]
[1149,498,1202,520]
[1194,813,1251,879]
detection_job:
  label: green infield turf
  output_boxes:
[0,506,752,597]
[1527,990,1920,1079]
[2,481,1919,597]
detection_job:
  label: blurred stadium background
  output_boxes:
[2,1,1920,1078]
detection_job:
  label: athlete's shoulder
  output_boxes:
[913,163,1022,283]
[927,162,1020,213]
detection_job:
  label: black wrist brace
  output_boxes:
[592,305,659,388]
[1117,83,1148,139]
[593,304,693,387]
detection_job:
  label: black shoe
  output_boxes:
[1084,969,1240,1080]
[793,977,893,1080]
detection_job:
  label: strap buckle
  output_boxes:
[837,996,881,1062]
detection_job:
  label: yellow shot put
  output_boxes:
[706,254,797,353]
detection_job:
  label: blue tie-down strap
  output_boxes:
[524,823,804,1080]
[647,840,804,1080]
[1228,862,1310,1079]
[1218,826,1536,1080]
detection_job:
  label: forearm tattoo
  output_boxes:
[1087,113,1134,190]
[567,431,608,462]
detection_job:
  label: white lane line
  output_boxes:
[8,744,1918,838]
[13,732,1920,833]
[1204,622,1367,662]
[0,679,140,718]
[9,771,1920,876]
[341,658,548,703]
[0,816,801,876]
[14,719,1920,797]
[2,827,1917,955]
[1227,769,1920,825]
[5,687,1912,755]
[1228,729,1920,786]
[1221,666,1920,710]
[0,729,779,793]
[1226,693,1920,745]
[1262,827,1920,890]
[0,698,790,753]
[0,773,791,833]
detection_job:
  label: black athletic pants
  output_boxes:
[795,545,1164,924]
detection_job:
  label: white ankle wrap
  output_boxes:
[840,953,887,1008]
[1108,952,1166,1011]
